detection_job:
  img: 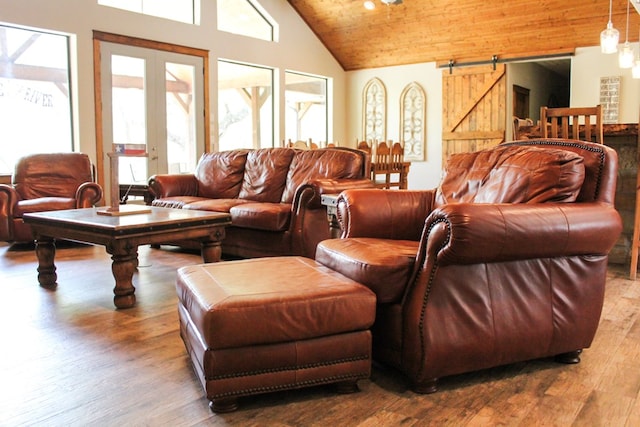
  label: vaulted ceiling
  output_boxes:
[288,0,640,71]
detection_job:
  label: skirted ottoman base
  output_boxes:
[176,256,376,412]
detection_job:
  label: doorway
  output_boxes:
[93,33,208,205]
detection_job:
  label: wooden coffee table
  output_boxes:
[23,207,231,309]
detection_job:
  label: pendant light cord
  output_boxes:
[625,0,630,42]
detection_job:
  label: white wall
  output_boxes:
[572,45,640,124]
[346,63,444,189]
[0,0,346,163]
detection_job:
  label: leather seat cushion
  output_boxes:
[176,256,376,349]
[315,238,419,304]
[182,198,254,213]
[229,202,291,231]
[14,197,76,217]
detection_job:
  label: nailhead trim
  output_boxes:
[211,372,369,399]
[210,354,370,380]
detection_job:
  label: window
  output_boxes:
[0,25,72,175]
[285,72,328,146]
[217,0,274,42]
[218,60,273,151]
[98,0,197,25]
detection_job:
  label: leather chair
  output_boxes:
[0,153,103,243]
[315,139,622,393]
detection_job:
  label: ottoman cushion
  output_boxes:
[176,256,376,349]
[176,256,377,412]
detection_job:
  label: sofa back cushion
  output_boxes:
[435,144,585,205]
[195,150,248,199]
[281,149,366,203]
[14,152,94,200]
[239,148,296,202]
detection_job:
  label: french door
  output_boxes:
[98,41,205,204]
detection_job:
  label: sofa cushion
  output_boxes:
[14,197,76,217]
[230,202,291,231]
[195,150,248,199]
[182,198,255,213]
[436,145,585,205]
[239,148,295,202]
[315,237,419,304]
[281,149,365,203]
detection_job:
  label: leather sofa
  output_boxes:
[149,147,373,259]
[0,152,103,244]
[315,139,622,393]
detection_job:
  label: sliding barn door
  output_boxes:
[442,64,506,164]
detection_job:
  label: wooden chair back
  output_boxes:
[512,116,533,140]
[357,140,372,153]
[540,105,603,143]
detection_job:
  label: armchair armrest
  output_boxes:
[425,202,622,266]
[0,184,19,239]
[148,174,198,199]
[337,188,436,240]
[75,182,103,207]
[0,184,19,216]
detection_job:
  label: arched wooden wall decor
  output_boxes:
[362,78,386,143]
[400,81,426,161]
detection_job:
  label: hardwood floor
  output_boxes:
[1,242,639,426]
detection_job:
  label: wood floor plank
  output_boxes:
[1,242,639,426]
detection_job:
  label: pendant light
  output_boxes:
[632,26,640,78]
[601,0,620,53]
[619,0,635,68]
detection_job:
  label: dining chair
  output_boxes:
[540,105,603,143]
[371,141,392,188]
[387,142,407,189]
[512,116,533,140]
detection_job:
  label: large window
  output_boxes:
[0,25,72,175]
[218,60,273,151]
[285,72,328,146]
[98,0,197,25]
[217,0,274,42]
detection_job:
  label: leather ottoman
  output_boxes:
[176,256,376,412]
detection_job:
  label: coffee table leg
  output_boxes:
[201,227,225,263]
[107,243,138,309]
[34,236,57,289]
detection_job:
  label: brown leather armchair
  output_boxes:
[0,153,103,243]
[316,139,622,393]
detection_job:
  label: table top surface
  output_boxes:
[23,206,231,233]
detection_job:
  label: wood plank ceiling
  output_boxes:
[287,0,640,71]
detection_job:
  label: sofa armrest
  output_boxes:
[299,178,375,209]
[337,188,436,240]
[75,182,103,207]
[148,174,198,199]
[424,202,622,266]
